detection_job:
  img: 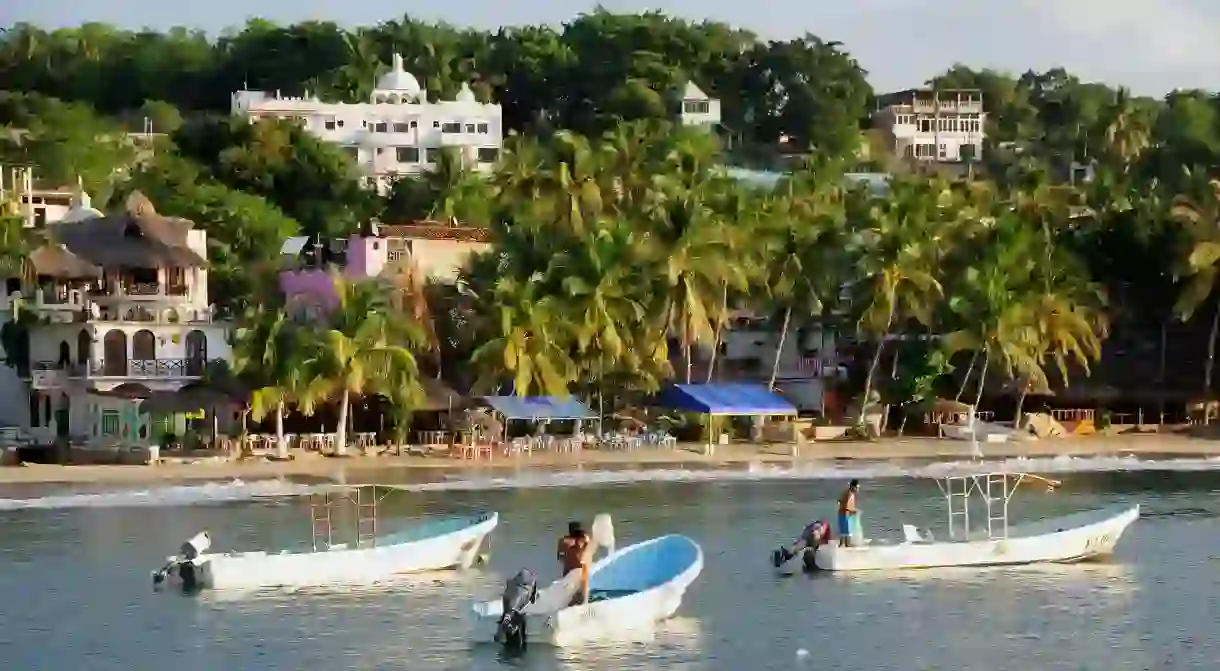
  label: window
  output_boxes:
[683,100,710,114]
[101,410,120,436]
[919,119,932,133]
[337,120,345,128]
[477,122,489,133]
[465,123,476,133]
[374,122,388,133]
[441,122,462,133]
[393,122,411,132]
[343,146,359,161]
[433,121,440,128]
[425,148,440,163]
[938,144,947,159]
[396,147,420,163]
[324,119,337,130]
[477,147,499,163]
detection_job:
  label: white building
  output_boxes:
[678,82,721,129]
[718,316,845,414]
[231,53,503,192]
[875,88,986,163]
[0,190,232,448]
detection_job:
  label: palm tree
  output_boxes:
[313,273,427,455]
[847,179,949,425]
[234,308,331,459]
[1172,174,1220,417]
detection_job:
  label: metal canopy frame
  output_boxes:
[934,472,1060,541]
[308,484,397,551]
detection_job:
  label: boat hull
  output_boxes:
[473,534,703,646]
[175,513,498,590]
[813,504,1139,571]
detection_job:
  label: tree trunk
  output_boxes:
[973,347,990,411]
[1206,307,1219,424]
[706,283,729,384]
[275,400,288,459]
[1014,381,1030,431]
[1158,319,1167,426]
[335,388,350,456]
[857,308,895,428]
[768,306,793,391]
[955,351,979,402]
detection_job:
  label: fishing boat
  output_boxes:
[472,518,703,647]
[786,471,1139,572]
[151,485,498,592]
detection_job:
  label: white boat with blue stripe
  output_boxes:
[152,486,497,592]
[474,519,703,647]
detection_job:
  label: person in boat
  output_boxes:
[838,479,860,547]
[557,521,591,604]
[772,518,831,567]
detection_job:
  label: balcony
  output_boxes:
[30,358,211,380]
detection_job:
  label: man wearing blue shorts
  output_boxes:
[837,479,860,547]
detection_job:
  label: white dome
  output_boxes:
[375,53,421,99]
[59,185,101,223]
[59,205,103,223]
[455,82,476,103]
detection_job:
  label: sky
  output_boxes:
[5,0,1220,97]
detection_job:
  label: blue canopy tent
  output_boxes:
[652,384,798,455]
[481,396,596,442]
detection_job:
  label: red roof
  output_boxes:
[379,221,491,243]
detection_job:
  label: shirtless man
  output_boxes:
[557,521,590,604]
[838,479,860,547]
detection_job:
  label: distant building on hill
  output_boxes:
[873,88,986,164]
[231,53,504,193]
[278,221,492,317]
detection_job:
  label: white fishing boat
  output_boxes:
[799,471,1139,572]
[473,516,704,647]
[152,485,497,592]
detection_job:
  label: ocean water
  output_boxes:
[1,456,1218,670]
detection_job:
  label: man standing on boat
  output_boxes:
[838,480,860,547]
[557,521,591,604]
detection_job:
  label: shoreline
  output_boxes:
[1,434,1217,487]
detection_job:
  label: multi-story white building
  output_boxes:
[874,88,986,163]
[0,190,232,448]
[231,53,504,192]
[678,82,721,129]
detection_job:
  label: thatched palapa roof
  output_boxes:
[29,243,102,279]
[48,192,208,270]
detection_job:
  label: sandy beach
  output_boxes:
[1,433,1216,487]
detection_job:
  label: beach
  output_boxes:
[1,433,1215,486]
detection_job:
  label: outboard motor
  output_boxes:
[495,569,538,653]
[772,520,830,568]
[152,532,211,594]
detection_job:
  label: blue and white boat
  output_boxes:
[153,497,498,592]
[474,532,704,646]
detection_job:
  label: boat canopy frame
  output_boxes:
[934,472,1061,541]
[309,484,398,551]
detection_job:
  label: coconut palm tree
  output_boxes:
[847,178,950,425]
[1172,173,1220,415]
[312,273,427,455]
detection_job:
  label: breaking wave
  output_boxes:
[1,454,1217,509]
[367,454,1220,492]
[0,478,334,511]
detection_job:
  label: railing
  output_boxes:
[166,284,188,296]
[31,358,211,378]
[124,283,161,296]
